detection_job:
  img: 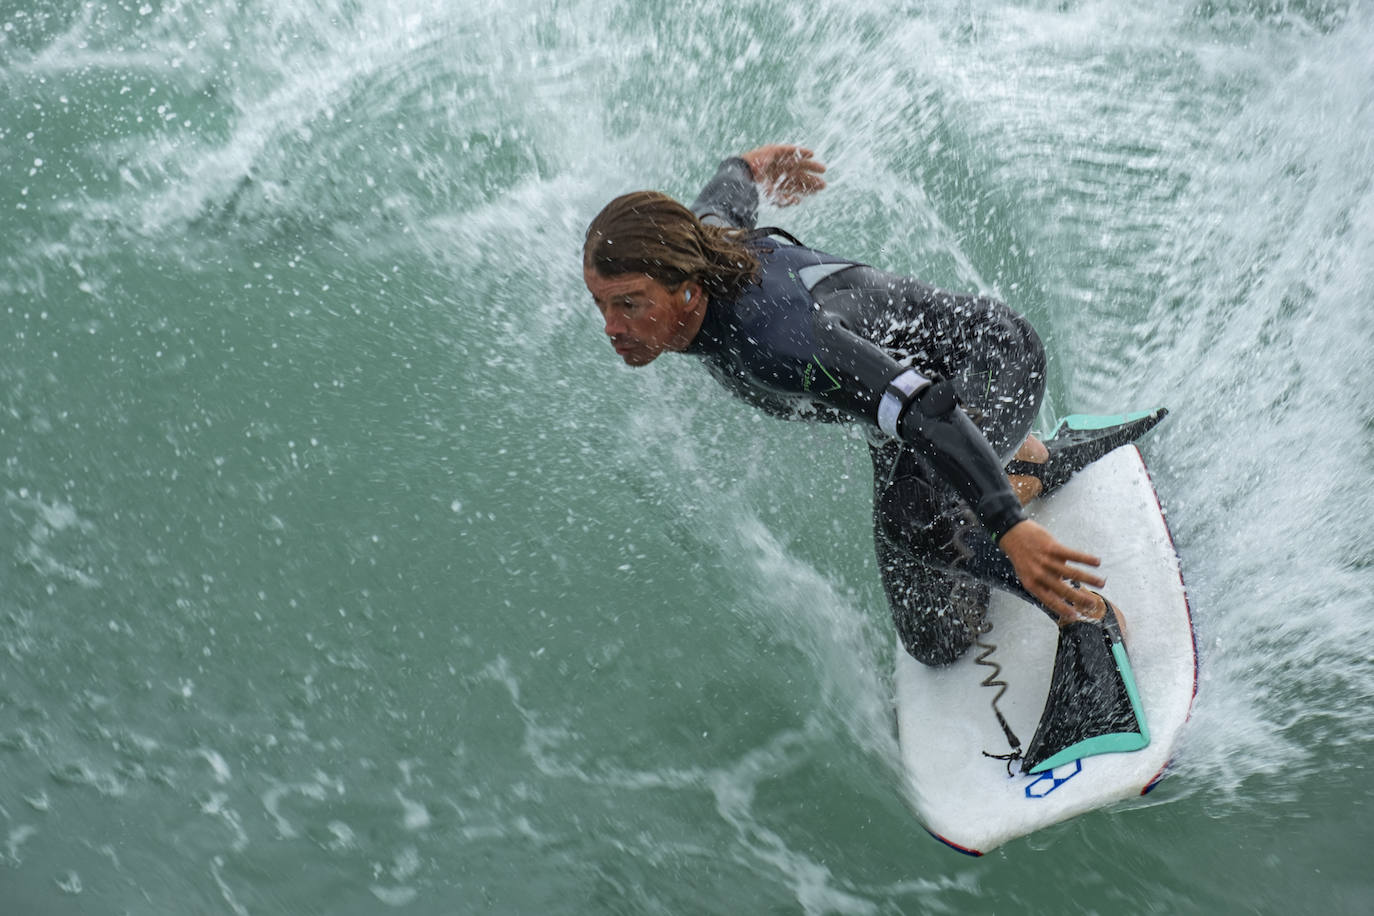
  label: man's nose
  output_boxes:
[603,313,626,337]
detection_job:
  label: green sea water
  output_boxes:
[2,0,1372,912]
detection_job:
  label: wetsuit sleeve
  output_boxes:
[808,318,1027,540]
[689,157,759,229]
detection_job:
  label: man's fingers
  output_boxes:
[778,174,826,194]
[1053,545,1101,567]
[1063,565,1106,589]
[1039,554,1104,587]
[1047,577,1083,608]
[769,166,828,206]
[1037,587,1077,621]
[1038,584,1093,623]
[1028,565,1107,622]
[1048,547,1104,589]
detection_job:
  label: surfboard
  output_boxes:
[894,442,1196,856]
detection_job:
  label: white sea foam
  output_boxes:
[197,747,232,784]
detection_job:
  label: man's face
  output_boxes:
[583,267,695,367]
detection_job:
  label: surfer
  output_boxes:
[583,145,1159,668]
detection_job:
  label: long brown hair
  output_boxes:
[583,191,760,301]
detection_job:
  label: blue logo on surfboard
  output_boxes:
[1024,760,1083,798]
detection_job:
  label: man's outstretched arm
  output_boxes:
[689,144,827,227]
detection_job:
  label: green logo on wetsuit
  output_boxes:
[802,356,841,393]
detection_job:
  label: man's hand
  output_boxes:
[739,144,827,206]
[998,520,1106,624]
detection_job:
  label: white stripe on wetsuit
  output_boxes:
[797,262,851,291]
[877,368,931,438]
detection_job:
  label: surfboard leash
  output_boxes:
[972,625,1025,775]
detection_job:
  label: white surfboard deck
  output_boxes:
[895,445,1196,856]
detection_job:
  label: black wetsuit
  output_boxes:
[688,158,1049,665]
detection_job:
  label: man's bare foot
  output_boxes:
[1062,590,1130,645]
[1015,435,1049,464]
[1009,473,1042,505]
[1008,435,1049,505]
